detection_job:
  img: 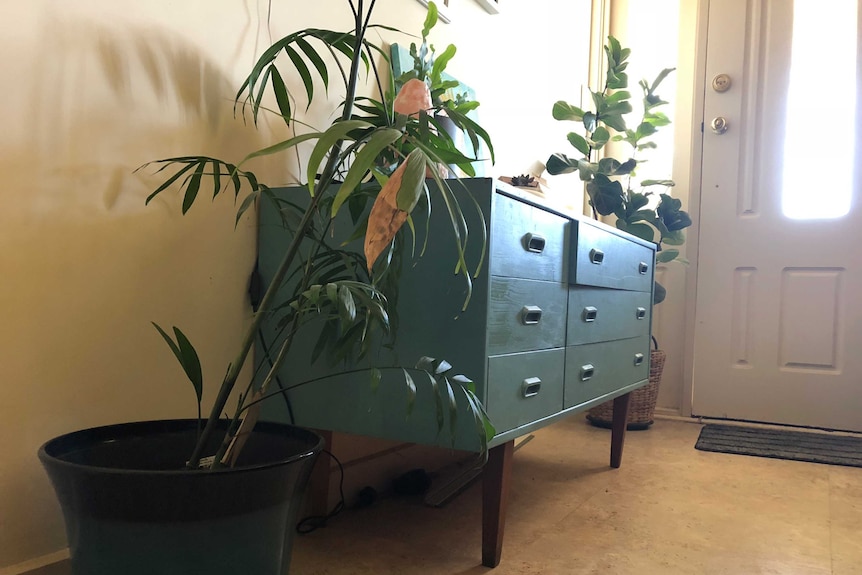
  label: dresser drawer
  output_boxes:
[490,193,567,282]
[569,220,653,291]
[563,337,650,409]
[487,277,568,355]
[487,348,565,433]
[567,288,652,346]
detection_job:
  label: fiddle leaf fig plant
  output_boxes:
[547,36,692,304]
[140,1,495,469]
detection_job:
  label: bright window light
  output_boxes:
[782,0,856,219]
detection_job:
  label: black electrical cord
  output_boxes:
[296,449,346,534]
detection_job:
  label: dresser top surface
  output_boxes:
[493,180,657,252]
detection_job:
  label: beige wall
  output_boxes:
[0,0,591,570]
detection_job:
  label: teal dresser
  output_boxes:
[257,178,655,566]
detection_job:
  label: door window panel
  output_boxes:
[782,0,857,219]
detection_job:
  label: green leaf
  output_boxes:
[641,179,675,188]
[443,377,457,443]
[577,159,597,181]
[403,368,417,417]
[295,37,329,93]
[331,127,402,217]
[629,208,655,222]
[637,121,657,138]
[605,90,631,105]
[431,44,456,82]
[152,323,202,404]
[662,229,686,245]
[268,66,292,124]
[152,322,182,366]
[603,101,633,117]
[434,359,453,375]
[601,112,627,132]
[395,148,428,213]
[650,67,676,93]
[567,132,591,156]
[415,356,435,372]
[235,190,260,227]
[337,284,357,324]
[583,112,597,133]
[615,158,637,175]
[427,371,444,433]
[591,126,610,148]
[629,193,650,211]
[552,100,585,121]
[545,153,578,175]
[645,111,671,127]
[144,161,196,205]
[370,367,382,393]
[211,160,221,199]
[284,45,314,108]
[182,161,206,214]
[597,157,621,176]
[239,132,321,166]
[251,65,273,125]
[656,248,680,263]
[225,163,242,196]
[624,222,656,243]
[306,119,373,195]
[422,1,439,38]
[462,388,495,455]
[173,327,203,400]
[586,174,624,216]
[607,71,628,90]
[442,107,496,164]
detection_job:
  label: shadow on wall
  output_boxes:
[8,18,265,214]
[0,14,269,569]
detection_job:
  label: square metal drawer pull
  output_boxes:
[634,353,645,366]
[580,364,595,381]
[582,306,598,322]
[639,261,649,274]
[589,248,604,264]
[522,377,542,398]
[636,307,647,320]
[524,233,546,253]
[521,305,543,325]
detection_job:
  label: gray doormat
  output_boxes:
[695,424,862,468]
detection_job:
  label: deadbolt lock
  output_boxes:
[712,73,732,93]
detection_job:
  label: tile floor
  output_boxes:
[31,418,862,574]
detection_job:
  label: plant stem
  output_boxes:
[186,5,372,469]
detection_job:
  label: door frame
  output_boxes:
[679,0,710,418]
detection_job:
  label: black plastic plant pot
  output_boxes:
[38,419,323,575]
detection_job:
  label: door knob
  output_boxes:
[710,116,729,135]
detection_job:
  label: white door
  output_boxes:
[692,0,862,431]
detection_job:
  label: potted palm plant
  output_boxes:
[546,36,692,429]
[37,3,495,574]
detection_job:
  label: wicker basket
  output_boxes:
[586,349,666,430]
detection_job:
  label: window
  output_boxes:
[782,0,857,219]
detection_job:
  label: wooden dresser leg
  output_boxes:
[482,440,514,568]
[610,392,632,469]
